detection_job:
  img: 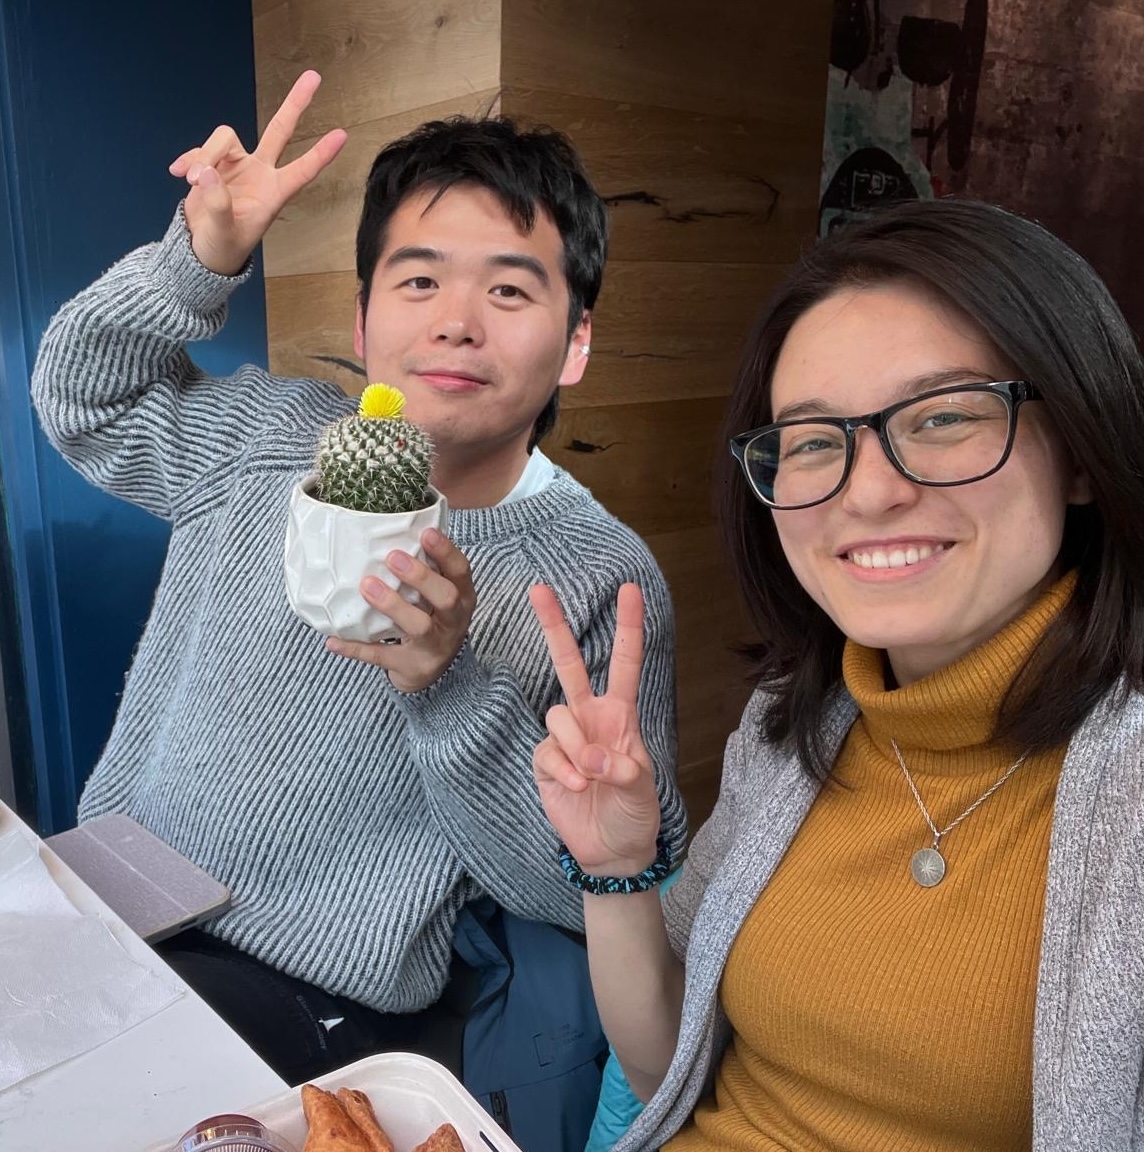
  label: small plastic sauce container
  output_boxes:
[172,1113,299,1152]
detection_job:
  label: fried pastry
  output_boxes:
[336,1087,396,1152]
[300,1084,371,1152]
[410,1122,465,1152]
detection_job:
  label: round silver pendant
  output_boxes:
[910,847,946,887]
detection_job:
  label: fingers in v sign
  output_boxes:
[169,70,347,276]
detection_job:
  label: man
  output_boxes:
[31,72,685,1086]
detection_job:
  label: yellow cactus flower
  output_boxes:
[359,383,406,420]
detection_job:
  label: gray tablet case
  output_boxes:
[46,813,231,942]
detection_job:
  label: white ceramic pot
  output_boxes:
[283,474,449,643]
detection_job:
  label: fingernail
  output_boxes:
[362,576,385,597]
[424,528,442,547]
[198,166,220,188]
[187,162,202,182]
[584,746,608,775]
[387,551,411,573]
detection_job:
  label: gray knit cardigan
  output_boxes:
[615,686,1144,1150]
[30,210,687,1013]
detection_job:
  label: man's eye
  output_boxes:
[403,276,435,291]
[492,284,528,300]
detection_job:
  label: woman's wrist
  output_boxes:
[558,835,672,896]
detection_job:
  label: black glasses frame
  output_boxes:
[729,380,1041,510]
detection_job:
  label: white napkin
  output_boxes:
[0,827,183,1092]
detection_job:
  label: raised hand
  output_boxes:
[530,582,663,876]
[169,70,347,276]
[326,527,477,694]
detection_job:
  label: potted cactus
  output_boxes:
[284,384,448,642]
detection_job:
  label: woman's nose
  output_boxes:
[839,427,920,515]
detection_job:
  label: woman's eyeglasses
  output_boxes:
[730,381,1041,511]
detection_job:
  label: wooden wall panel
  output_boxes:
[499,89,823,266]
[571,260,785,408]
[265,270,361,393]
[254,0,500,136]
[502,0,830,122]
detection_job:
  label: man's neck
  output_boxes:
[430,443,533,509]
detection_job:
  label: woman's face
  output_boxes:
[768,280,1090,686]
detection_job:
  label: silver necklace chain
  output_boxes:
[891,738,1028,887]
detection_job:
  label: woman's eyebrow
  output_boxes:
[772,367,1002,422]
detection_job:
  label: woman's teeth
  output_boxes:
[847,543,945,569]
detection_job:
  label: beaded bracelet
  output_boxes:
[558,835,672,895]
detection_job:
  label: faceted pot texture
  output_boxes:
[284,475,448,642]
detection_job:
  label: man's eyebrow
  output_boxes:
[383,246,443,268]
[773,367,1002,422]
[488,253,550,287]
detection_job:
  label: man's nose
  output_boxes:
[431,295,484,345]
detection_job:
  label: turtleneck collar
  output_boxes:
[843,570,1077,759]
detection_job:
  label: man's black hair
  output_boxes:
[356,117,609,449]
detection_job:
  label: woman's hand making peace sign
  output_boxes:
[529,582,664,877]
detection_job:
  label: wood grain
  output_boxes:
[502,0,832,121]
[265,270,363,394]
[547,397,729,539]
[499,88,824,266]
[571,260,786,408]
[254,0,501,137]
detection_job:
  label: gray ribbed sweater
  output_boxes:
[31,210,687,1013]
[617,687,1144,1151]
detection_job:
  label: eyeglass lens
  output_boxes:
[745,388,1014,508]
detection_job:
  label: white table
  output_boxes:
[0,802,286,1152]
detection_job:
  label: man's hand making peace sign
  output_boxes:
[530,582,665,878]
[169,70,347,277]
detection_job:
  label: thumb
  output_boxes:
[582,743,643,788]
[187,167,246,276]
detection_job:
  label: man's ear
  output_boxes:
[353,293,366,361]
[558,312,592,387]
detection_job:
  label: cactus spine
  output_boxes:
[315,384,434,514]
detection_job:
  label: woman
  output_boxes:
[529,198,1144,1151]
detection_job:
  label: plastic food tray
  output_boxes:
[142,1052,524,1152]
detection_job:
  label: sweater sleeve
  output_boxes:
[29,207,289,520]
[389,525,686,933]
[662,688,769,960]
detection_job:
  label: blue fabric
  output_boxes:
[584,1047,647,1152]
[453,899,608,1152]
[582,867,683,1152]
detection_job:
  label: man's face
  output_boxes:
[354,184,590,468]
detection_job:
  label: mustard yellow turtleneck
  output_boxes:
[665,573,1076,1152]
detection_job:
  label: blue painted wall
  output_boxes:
[0,0,267,833]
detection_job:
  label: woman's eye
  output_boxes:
[918,409,973,429]
[784,434,843,458]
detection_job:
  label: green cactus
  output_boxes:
[315,384,434,514]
